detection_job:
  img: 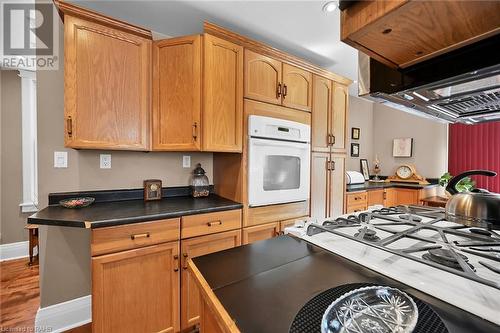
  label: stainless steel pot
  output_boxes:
[445,170,500,230]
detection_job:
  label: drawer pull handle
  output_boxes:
[183,253,188,270]
[131,232,150,240]
[207,221,222,227]
[173,254,179,272]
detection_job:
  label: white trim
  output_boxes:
[18,69,38,213]
[0,241,29,261]
[35,295,92,333]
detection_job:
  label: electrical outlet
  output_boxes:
[182,155,191,168]
[100,154,112,169]
[54,151,68,168]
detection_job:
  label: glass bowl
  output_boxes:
[321,286,418,333]
[59,197,95,208]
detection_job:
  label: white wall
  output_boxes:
[347,97,448,179]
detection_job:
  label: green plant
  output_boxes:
[439,172,475,192]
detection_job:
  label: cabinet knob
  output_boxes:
[207,220,222,227]
[66,117,73,137]
[277,82,282,98]
[183,253,188,270]
[130,232,150,240]
[283,84,287,98]
[173,254,179,272]
[192,122,198,141]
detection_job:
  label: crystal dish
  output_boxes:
[59,197,95,208]
[321,286,418,333]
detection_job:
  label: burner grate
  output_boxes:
[306,205,500,290]
[289,283,448,333]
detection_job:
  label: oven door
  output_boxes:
[248,138,310,207]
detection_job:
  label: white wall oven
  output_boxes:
[248,115,310,207]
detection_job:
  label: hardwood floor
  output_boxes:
[0,259,91,332]
[1,258,40,330]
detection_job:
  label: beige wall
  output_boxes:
[346,96,374,172]
[372,103,448,179]
[37,20,213,307]
[1,70,30,244]
[346,98,448,180]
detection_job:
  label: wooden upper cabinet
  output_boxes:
[341,1,500,68]
[282,64,312,112]
[153,35,201,151]
[312,75,332,152]
[92,242,180,333]
[203,34,243,152]
[244,50,282,105]
[181,230,241,331]
[331,83,348,151]
[64,15,151,150]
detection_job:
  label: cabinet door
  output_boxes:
[181,230,241,331]
[242,222,280,245]
[64,16,150,150]
[310,152,330,219]
[367,189,385,206]
[329,156,346,218]
[331,83,348,151]
[153,36,201,151]
[92,242,180,333]
[282,64,312,112]
[203,34,243,152]
[395,188,420,205]
[312,75,332,152]
[384,188,397,207]
[244,50,282,105]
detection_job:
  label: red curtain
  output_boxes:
[448,121,500,193]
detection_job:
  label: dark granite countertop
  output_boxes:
[346,179,439,192]
[193,236,499,333]
[28,194,242,228]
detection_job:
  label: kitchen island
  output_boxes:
[189,235,500,333]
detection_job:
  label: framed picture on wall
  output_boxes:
[393,138,413,157]
[360,159,370,180]
[351,143,360,157]
[351,127,360,140]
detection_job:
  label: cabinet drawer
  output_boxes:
[346,203,367,214]
[346,192,367,206]
[242,222,280,245]
[181,209,242,239]
[91,218,180,256]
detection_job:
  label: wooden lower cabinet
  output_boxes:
[394,188,420,205]
[92,242,180,333]
[181,230,241,331]
[367,189,385,206]
[242,222,280,245]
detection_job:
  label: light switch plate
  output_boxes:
[54,151,68,168]
[182,155,191,168]
[100,154,111,169]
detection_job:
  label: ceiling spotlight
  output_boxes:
[323,1,338,13]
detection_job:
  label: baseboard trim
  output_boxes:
[0,241,29,261]
[35,295,92,333]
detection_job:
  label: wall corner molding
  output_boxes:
[0,241,29,261]
[35,295,91,333]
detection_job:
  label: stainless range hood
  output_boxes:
[359,35,500,124]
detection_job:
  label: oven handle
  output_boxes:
[249,137,310,149]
